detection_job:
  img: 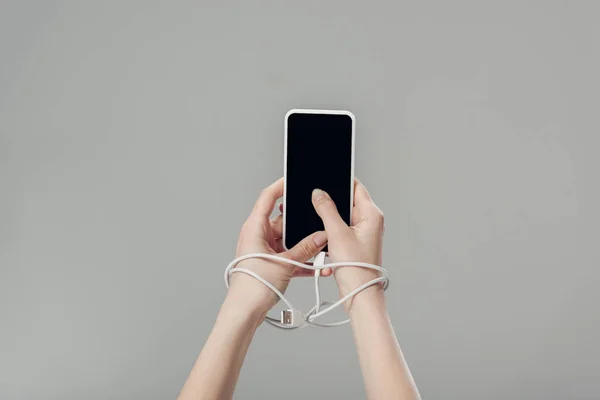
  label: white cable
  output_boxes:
[224,252,389,329]
[313,251,326,315]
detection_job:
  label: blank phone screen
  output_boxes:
[284,112,354,251]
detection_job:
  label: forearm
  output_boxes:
[178,291,265,400]
[349,287,420,400]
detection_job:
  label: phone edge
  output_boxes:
[282,108,356,252]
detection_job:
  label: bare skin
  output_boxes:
[177,178,420,400]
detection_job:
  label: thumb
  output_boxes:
[284,231,328,262]
[312,189,348,234]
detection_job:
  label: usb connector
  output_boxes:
[281,310,292,325]
[280,309,304,327]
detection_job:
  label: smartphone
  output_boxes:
[283,109,355,252]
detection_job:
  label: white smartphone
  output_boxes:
[283,109,356,252]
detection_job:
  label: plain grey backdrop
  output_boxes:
[1,1,599,399]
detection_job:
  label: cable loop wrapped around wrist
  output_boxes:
[224,252,389,329]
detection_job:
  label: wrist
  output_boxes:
[336,276,385,298]
[345,284,386,313]
[222,288,269,325]
[225,275,274,319]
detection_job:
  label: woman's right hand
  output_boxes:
[311,179,385,299]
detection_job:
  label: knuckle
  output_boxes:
[241,217,257,233]
[241,219,251,231]
[372,207,385,226]
[299,240,314,258]
[314,195,328,206]
[239,224,250,237]
[316,197,335,212]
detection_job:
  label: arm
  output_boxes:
[178,178,329,400]
[177,288,265,400]
[349,288,420,399]
[311,183,421,400]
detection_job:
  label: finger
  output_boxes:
[278,202,284,213]
[283,231,328,262]
[271,214,283,238]
[252,178,284,218]
[354,178,374,205]
[312,189,348,234]
[292,267,333,277]
[354,178,384,221]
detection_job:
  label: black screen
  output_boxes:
[285,112,354,251]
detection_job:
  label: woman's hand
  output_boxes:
[311,180,421,399]
[180,178,420,400]
[230,178,331,314]
[311,179,384,298]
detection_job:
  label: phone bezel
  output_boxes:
[282,108,356,251]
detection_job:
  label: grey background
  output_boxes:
[1,1,599,399]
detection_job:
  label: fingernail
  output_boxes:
[312,188,326,201]
[312,231,327,247]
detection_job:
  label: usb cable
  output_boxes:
[224,252,389,329]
